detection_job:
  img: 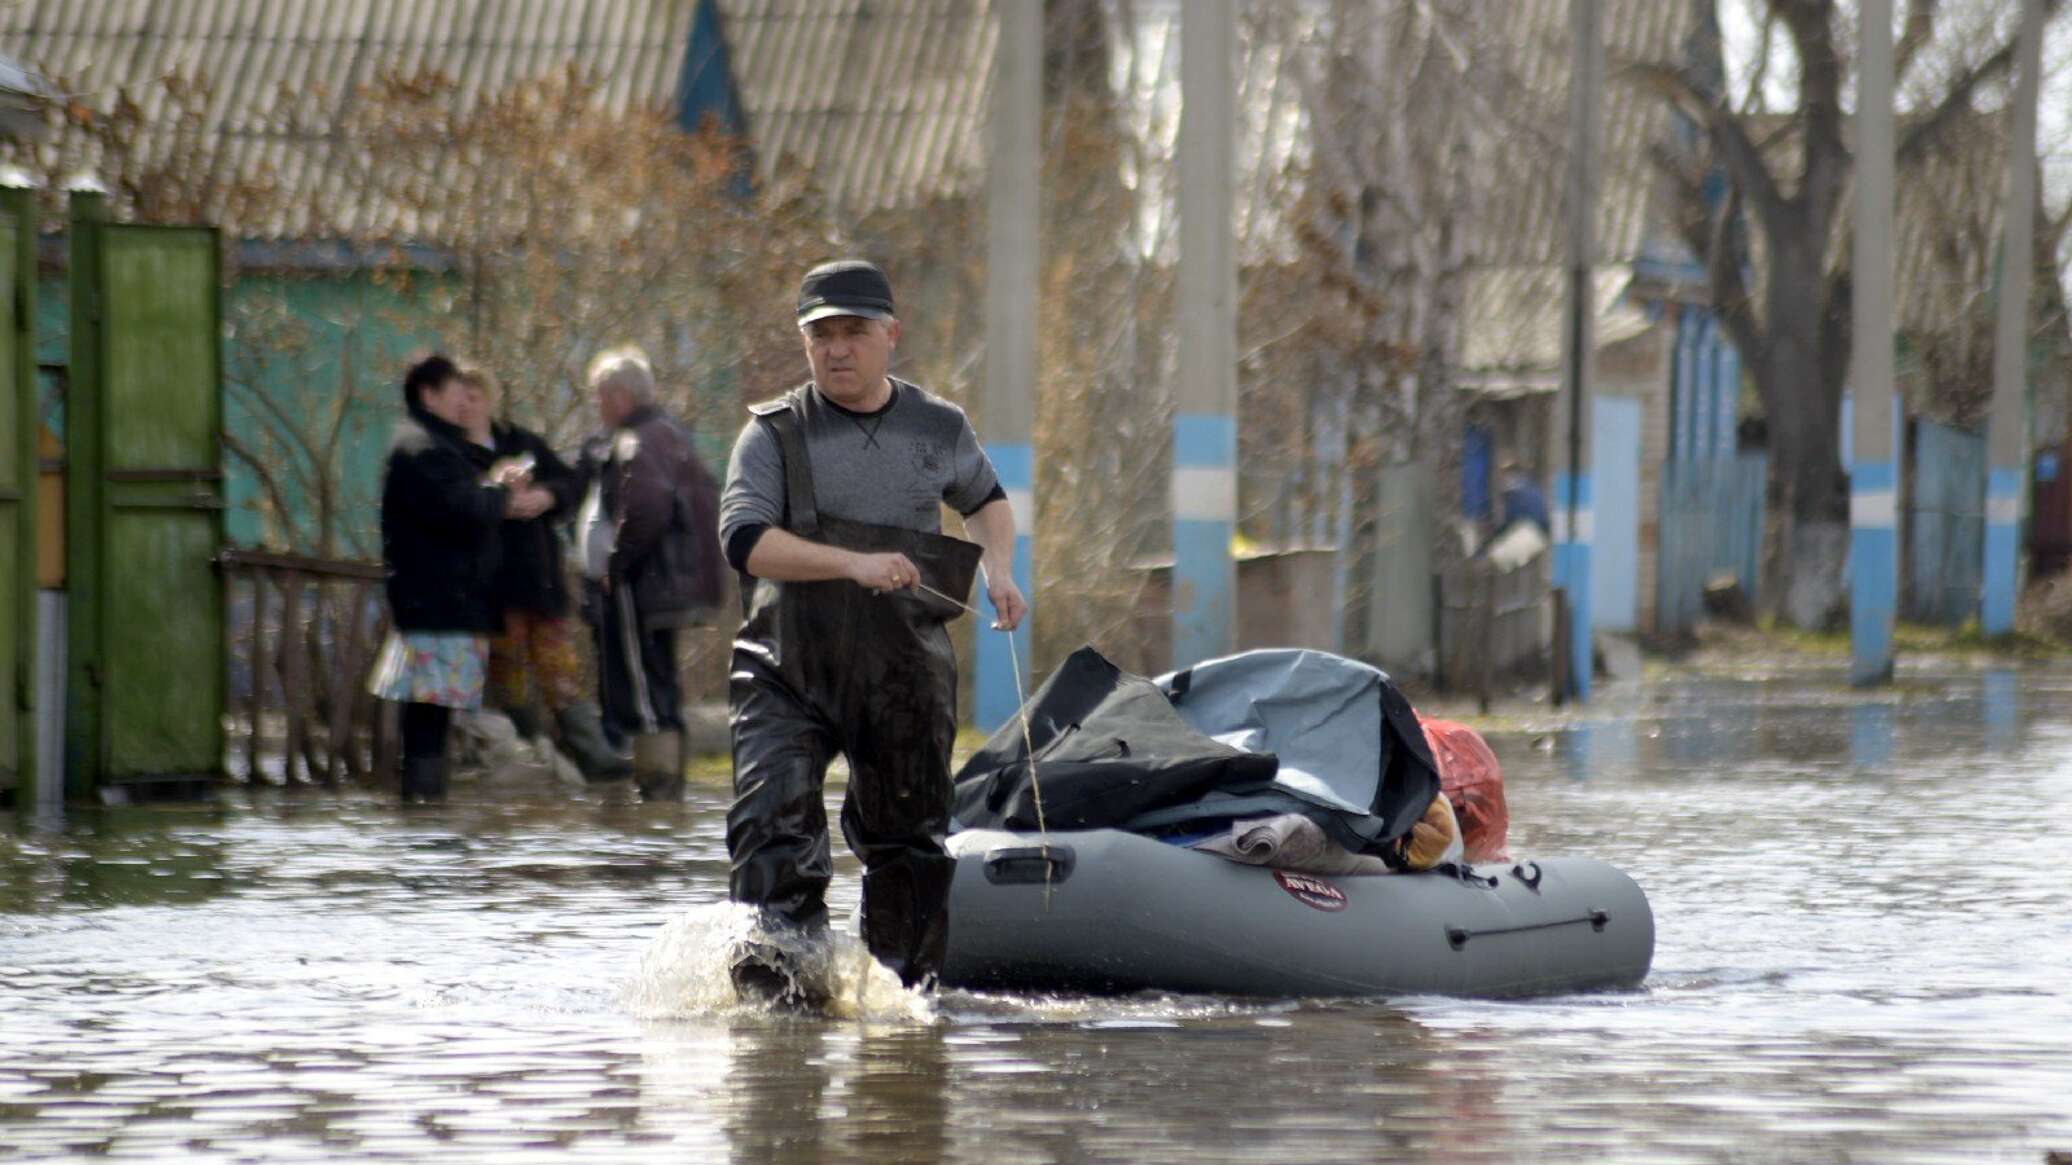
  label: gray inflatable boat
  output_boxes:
[942,829,1653,999]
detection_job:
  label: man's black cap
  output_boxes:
[796,259,895,325]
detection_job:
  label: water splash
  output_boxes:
[627,903,931,1024]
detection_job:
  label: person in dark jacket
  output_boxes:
[571,429,622,754]
[369,354,553,802]
[455,366,629,781]
[578,345,724,801]
[1497,458,1550,536]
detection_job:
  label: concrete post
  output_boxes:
[976,0,1040,729]
[1553,0,1602,702]
[1851,0,1898,686]
[1983,0,2044,635]
[1172,0,1238,668]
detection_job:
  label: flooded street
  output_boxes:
[4,667,2071,1163]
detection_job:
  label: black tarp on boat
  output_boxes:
[951,646,1442,861]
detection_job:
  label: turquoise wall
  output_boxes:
[219,272,443,555]
[39,263,740,563]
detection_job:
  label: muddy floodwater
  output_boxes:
[4,666,2071,1163]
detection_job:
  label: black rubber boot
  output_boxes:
[633,732,686,801]
[730,935,832,1012]
[555,705,634,780]
[400,757,449,804]
[503,704,543,742]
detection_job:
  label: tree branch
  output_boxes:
[1621,59,1789,236]
[221,429,298,545]
[1775,0,1847,231]
[1741,7,1778,113]
[1899,0,2067,163]
[2048,199,2072,253]
[1893,0,1938,84]
[1819,259,1854,397]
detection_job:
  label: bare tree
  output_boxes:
[1631,0,2066,626]
[1262,0,1497,647]
[323,66,836,448]
[23,66,840,555]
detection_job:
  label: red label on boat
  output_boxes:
[1273,870,1347,912]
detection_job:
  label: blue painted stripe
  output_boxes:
[1982,521,2019,635]
[974,440,1034,731]
[1850,524,1898,685]
[1551,471,1593,514]
[1851,704,1894,767]
[987,441,1033,489]
[1552,542,1592,702]
[974,531,1034,731]
[1173,413,1236,468]
[1852,460,1898,493]
[1982,669,2018,750]
[1172,517,1234,668]
[1983,465,2022,634]
[1552,470,1594,700]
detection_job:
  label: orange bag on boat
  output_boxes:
[1417,717,1510,862]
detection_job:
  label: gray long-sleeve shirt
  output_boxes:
[720,379,1003,569]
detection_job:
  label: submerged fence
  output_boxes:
[1907,420,1985,626]
[221,549,394,784]
[1657,454,1767,636]
[1436,557,1546,710]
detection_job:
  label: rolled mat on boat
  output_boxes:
[942,829,1654,1000]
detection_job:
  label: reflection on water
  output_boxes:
[1852,702,1896,767]
[1985,669,2020,751]
[3,669,2071,1162]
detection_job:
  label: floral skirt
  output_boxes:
[488,610,586,712]
[368,631,490,709]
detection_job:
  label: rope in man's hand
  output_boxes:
[911,568,1053,907]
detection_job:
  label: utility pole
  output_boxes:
[1554,0,1602,703]
[977,0,1040,729]
[1983,0,2045,636]
[1850,0,1898,686]
[1172,0,1238,668]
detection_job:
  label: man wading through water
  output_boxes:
[720,260,1027,1005]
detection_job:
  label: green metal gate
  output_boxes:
[0,189,33,803]
[67,199,226,796]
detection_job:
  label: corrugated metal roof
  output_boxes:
[1448,0,1691,376]
[6,0,1683,266]
[722,0,995,212]
[1477,0,1692,267]
[1111,0,1686,363]
[0,0,705,236]
[1892,112,2010,336]
[1458,265,1652,386]
[1107,0,1309,259]
[0,0,995,236]
[10,0,1993,367]
[1741,108,2022,342]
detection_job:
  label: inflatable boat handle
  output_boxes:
[1446,908,1611,951]
[984,845,1077,886]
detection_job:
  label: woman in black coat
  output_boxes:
[368,354,552,801]
[456,366,628,780]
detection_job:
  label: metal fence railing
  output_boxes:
[1657,454,1766,636]
[1436,557,1547,711]
[220,549,394,785]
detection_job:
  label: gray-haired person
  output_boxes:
[719,259,1026,1004]
[575,346,724,801]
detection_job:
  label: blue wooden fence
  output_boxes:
[1657,454,1767,634]
[1906,419,1985,626]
